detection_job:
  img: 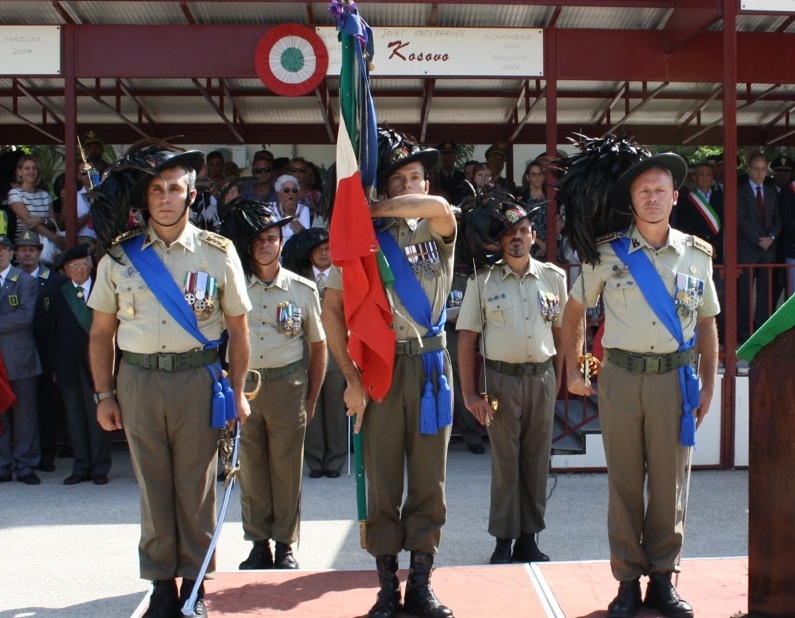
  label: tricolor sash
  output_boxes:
[687,191,721,236]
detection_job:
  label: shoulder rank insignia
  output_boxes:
[201,231,231,251]
[541,262,566,277]
[687,235,713,257]
[595,232,620,245]
[111,228,145,246]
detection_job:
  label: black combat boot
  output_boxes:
[239,539,274,569]
[368,554,401,618]
[644,572,694,618]
[142,580,179,618]
[607,579,642,618]
[402,552,454,618]
[179,578,207,617]
[489,538,513,564]
[274,541,299,569]
[511,533,550,563]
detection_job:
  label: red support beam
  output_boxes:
[604,81,668,136]
[191,78,245,143]
[76,81,149,138]
[721,0,738,471]
[592,81,628,126]
[313,82,335,142]
[419,79,436,143]
[662,0,723,53]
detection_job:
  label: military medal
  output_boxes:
[537,290,560,322]
[405,241,442,280]
[276,301,302,336]
[447,290,463,309]
[674,272,705,318]
[184,270,217,320]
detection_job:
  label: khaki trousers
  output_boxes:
[599,360,688,581]
[239,367,307,544]
[118,361,218,581]
[362,352,452,557]
[486,367,555,539]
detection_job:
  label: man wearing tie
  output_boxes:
[284,227,348,479]
[737,152,781,342]
[53,243,111,485]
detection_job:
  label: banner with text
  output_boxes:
[316,27,543,78]
[0,26,61,75]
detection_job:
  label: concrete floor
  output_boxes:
[0,437,748,618]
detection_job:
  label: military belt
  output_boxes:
[255,360,304,383]
[605,348,694,374]
[394,332,446,357]
[485,357,553,376]
[124,348,218,372]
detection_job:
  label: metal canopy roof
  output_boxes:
[2,0,795,146]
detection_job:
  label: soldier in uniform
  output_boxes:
[222,201,327,571]
[0,233,42,485]
[323,129,457,618]
[457,195,567,565]
[283,227,348,478]
[88,142,252,618]
[560,146,719,618]
[14,229,67,473]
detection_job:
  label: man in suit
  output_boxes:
[283,227,348,479]
[15,230,68,473]
[436,141,466,204]
[54,243,111,485]
[675,163,725,342]
[0,233,43,484]
[737,152,781,342]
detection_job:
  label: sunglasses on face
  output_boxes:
[282,187,299,194]
[289,167,307,173]
[253,167,271,174]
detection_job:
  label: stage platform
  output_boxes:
[132,557,748,618]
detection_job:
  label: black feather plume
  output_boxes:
[552,134,650,265]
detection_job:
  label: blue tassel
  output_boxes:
[680,405,696,447]
[221,375,237,422]
[211,381,226,428]
[420,380,438,435]
[436,374,452,428]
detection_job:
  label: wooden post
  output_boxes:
[748,327,795,615]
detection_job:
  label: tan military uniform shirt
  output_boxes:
[326,217,455,339]
[570,226,720,354]
[457,260,567,364]
[247,266,325,369]
[89,223,251,353]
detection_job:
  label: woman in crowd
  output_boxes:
[273,174,311,243]
[520,160,550,259]
[288,157,322,217]
[7,154,64,253]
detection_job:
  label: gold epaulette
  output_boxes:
[201,230,231,251]
[111,228,145,246]
[595,232,620,245]
[688,235,713,257]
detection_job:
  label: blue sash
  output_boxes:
[377,228,451,435]
[610,236,699,446]
[122,233,236,428]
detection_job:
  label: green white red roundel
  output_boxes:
[255,24,329,97]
